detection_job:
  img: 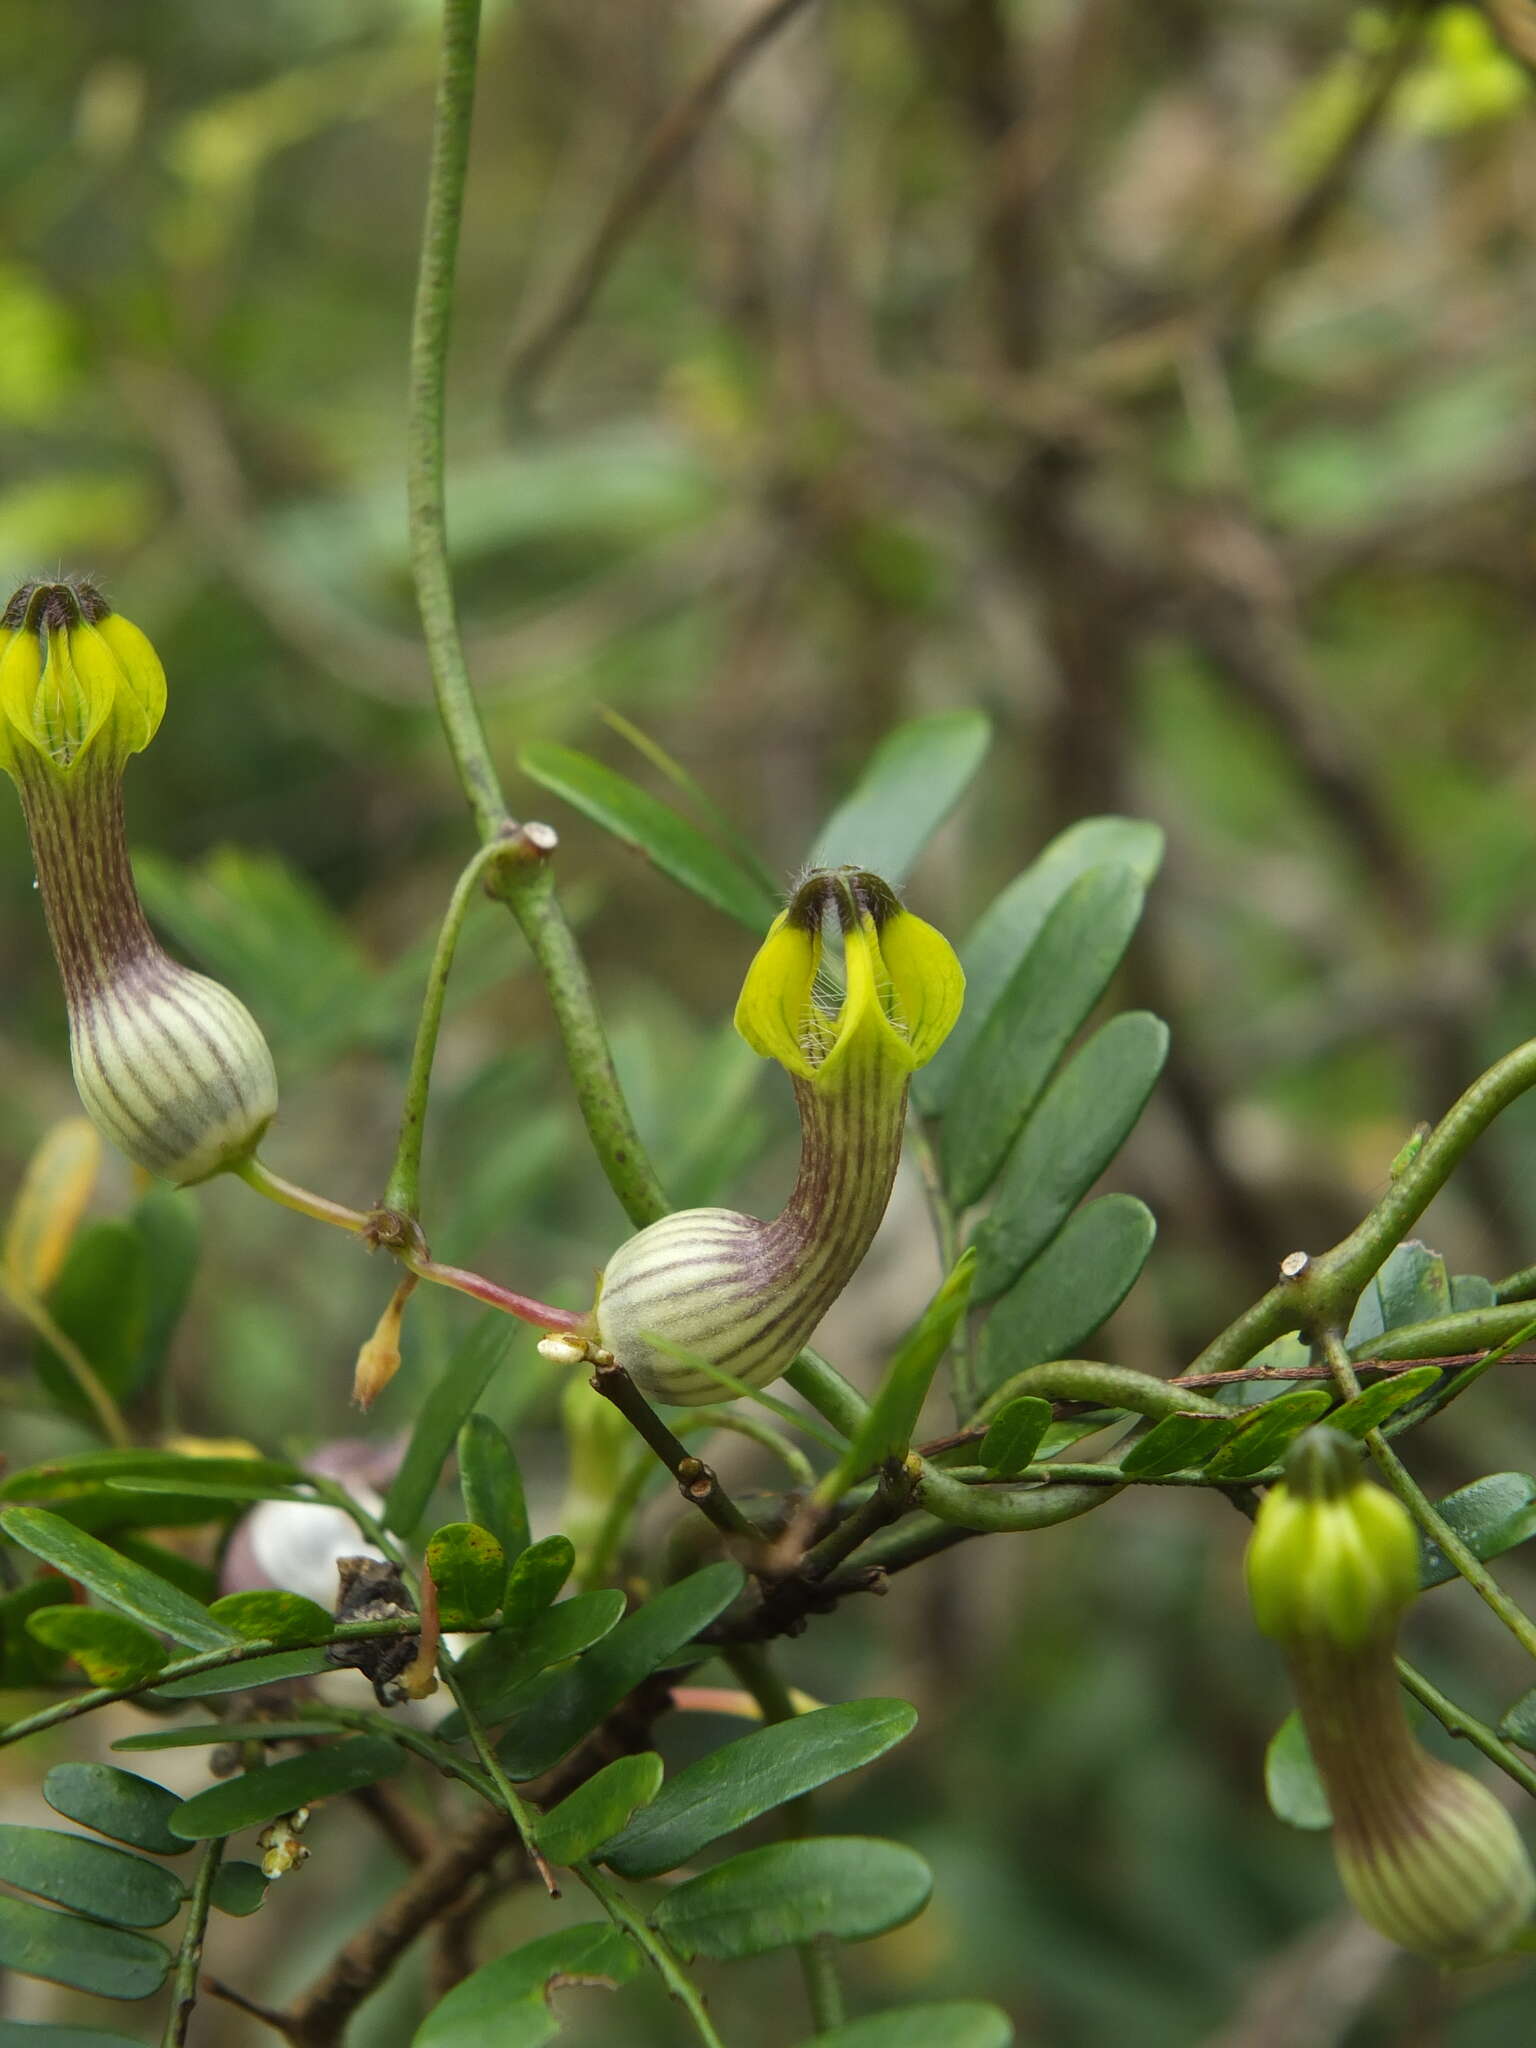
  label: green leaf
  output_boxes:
[978,1196,1156,1394]
[1264,1711,1331,1830]
[1451,1273,1498,1312]
[0,1507,237,1653]
[519,741,779,930]
[1419,1473,1536,1588]
[792,2006,1015,2048]
[127,1189,200,1393]
[978,1397,1054,1476]
[535,1753,664,1867]
[111,1534,219,1606]
[384,1318,513,1537]
[210,1862,268,1916]
[152,1648,333,1698]
[941,866,1147,1205]
[0,1892,170,2000]
[412,1922,639,2048]
[426,1523,507,1627]
[108,1476,319,1506]
[458,1413,530,1570]
[501,1535,577,1631]
[0,1451,308,1502]
[0,1576,73,1687]
[604,1699,918,1879]
[42,1765,188,1856]
[808,711,991,885]
[445,1590,628,1734]
[169,1736,406,1840]
[498,1564,744,1780]
[1200,1390,1335,1482]
[31,1221,147,1429]
[653,1836,932,1959]
[1119,1413,1241,1480]
[0,1824,186,1928]
[0,2026,147,2048]
[1362,1241,1452,1340]
[917,818,1164,1115]
[25,1608,168,1687]
[114,1719,345,1751]
[1328,1366,1442,1438]
[207,1590,335,1644]
[971,1012,1169,1300]
[822,1255,975,1499]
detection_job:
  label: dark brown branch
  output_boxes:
[589,1359,764,1546]
[504,0,820,403]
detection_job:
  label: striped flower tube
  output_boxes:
[1248,1426,1535,1963]
[0,579,277,1185]
[593,867,963,1403]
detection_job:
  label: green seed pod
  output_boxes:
[1248,1427,1536,1962]
[593,869,963,1404]
[1,579,277,1184]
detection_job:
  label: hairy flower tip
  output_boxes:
[0,578,164,785]
[1336,1761,1536,1964]
[735,866,963,1085]
[1246,1428,1421,1650]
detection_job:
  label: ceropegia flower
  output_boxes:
[1248,1426,1535,1963]
[592,867,963,1403]
[0,579,277,1185]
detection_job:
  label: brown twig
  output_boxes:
[589,1358,764,1548]
[503,0,820,402]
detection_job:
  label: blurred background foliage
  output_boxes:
[5,0,1536,2040]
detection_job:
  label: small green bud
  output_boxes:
[1246,1427,1420,1649]
[2,578,278,1185]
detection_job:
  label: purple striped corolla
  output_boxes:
[0,579,277,1185]
[592,867,963,1403]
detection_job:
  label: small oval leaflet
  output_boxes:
[441,1588,628,1736]
[501,1534,576,1631]
[152,1647,333,1698]
[1418,1472,1536,1589]
[43,1764,188,1856]
[170,1736,406,1840]
[602,1698,918,1879]
[1264,1711,1332,1830]
[426,1521,507,1626]
[792,2005,1015,2048]
[207,1590,335,1643]
[0,1891,170,2000]
[113,1718,345,1752]
[0,1824,186,1928]
[25,1607,168,1687]
[535,1752,664,1867]
[1200,1389,1334,1482]
[412,1921,639,2048]
[0,1506,236,1653]
[0,2024,149,2047]
[978,1397,1053,1476]
[211,1862,269,1916]
[652,1836,933,1959]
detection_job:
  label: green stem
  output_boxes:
[973,1360,1228,1427]
[1396,1657,1536,1803]
[1318,1330,1536,1668]
[492,856,670,1226]
[590,1361,762,1545]
[383,837,516,1215]
[917,1463,1119,1534]
[237,1156,369,1234]
[320,1704,497,1802]
[784,1349,869,1437]
[0,1616,479,1750]
[578,1862,729,2048]
[407,0,504,841]
[163,1836,224,2048]
[1190,1032,1536,1378]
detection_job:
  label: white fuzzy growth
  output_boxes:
[595,1206,790,1405]
[71,967,278,1185]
